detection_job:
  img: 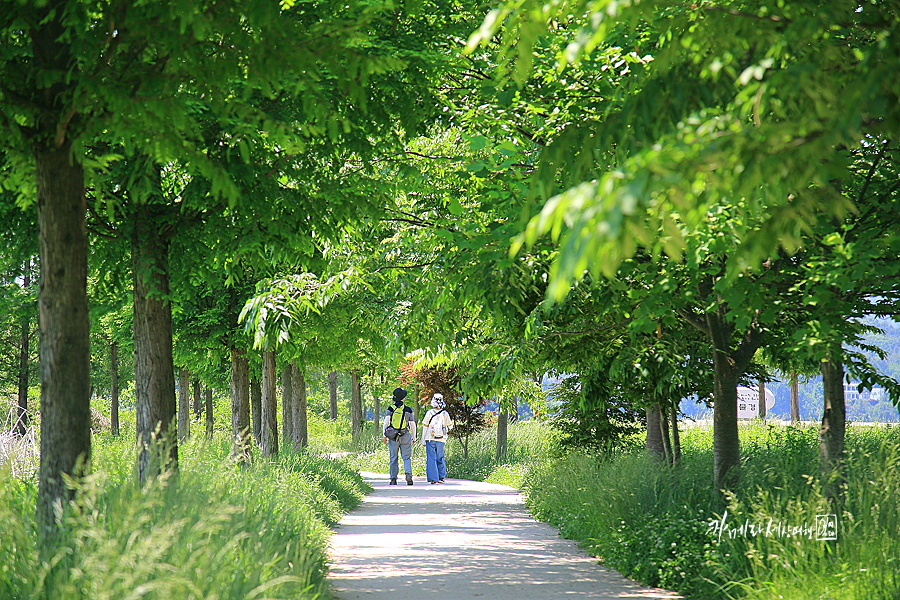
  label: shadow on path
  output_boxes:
[329,472,680,600]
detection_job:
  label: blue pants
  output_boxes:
[388,432,412,479]
[425,440,446,482]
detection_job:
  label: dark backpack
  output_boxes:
[384,405,409,441]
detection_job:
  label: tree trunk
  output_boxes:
[251,376,261,445]
[820,351,846,503]
[230,347,251,461]
[15,260,32,437]
[204,384,213,439]
[292,361,308,449]
[711,353,740,492]
[646,403,664,460]
[281,362,293,451]
[192,378,202,420]
[132,199,177,485]
[328,370,338,420]
[373,375,381,441]
[758,379,766,422]
[350,371,363,440]
[36,138,92,528]
[670,403,681,464]
[790,372,800,424]
[659,402,673,466]
[178,367,190,443]
[496,410,508,462]
[261,350,278,457]
[509,400,519,424]
[111,341,119,437]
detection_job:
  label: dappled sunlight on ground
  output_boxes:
[329,472,679,599]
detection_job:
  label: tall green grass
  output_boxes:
[0,429,369,600]
[522,422,900,599]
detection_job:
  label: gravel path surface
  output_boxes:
[328,472,680,600]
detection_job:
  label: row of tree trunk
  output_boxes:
[646,354,846,504]
[229,350,324,461]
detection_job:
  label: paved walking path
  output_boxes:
[328,472,680,600]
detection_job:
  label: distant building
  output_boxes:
[844,382,885,403]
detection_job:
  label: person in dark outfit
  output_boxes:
[383,387,416,485]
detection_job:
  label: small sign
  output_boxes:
[736,386,775,419]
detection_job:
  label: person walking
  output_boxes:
[383,387,416,485]
[422,393,453,484]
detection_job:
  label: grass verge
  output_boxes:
[0,429,368,600]
[521,422,900,599]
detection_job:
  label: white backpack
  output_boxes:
[429,410,445,440]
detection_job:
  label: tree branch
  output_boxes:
[678,307,711,337]
[857,138,890,205]
[373,262,435,273]
[540,319,630,340]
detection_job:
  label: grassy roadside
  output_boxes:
[0,425,369,600]
[522,422,900,600]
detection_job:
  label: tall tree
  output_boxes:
[177,367,190,444]
[261,350,278,457]
[192,378,202,421]
[15,259,33,437]
[251,376,262,445]
[350,371,363,441]
[110,341,119,437]
[230,347,251,461]
[282,362,294,450]
[328,371,339,421]
[292,360,308,450]
[204,384,214,439]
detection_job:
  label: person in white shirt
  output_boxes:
[421,393,453,484]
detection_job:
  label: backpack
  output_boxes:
[384,405,409,441]
[429,410,445,440]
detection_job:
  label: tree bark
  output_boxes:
[261,350,278,457]
[820,351,846,503]
[496,410,508,462]
[204,384,213,439]
[111,341,119,437]
[646,403,664,460]
[36,138,92,528]
[251,376,261,445]
[230,347,251,461]
[790,372,800,424]
[15,259,32,437]
[132,199,178,485]
[177,367,190,443]
[328,370,338,420]
[292,361,308,449]
[711,347,740,491]
[659,402,673,466]
[758,379,766,422]
[192,378,202,420]
[373,374,381,441]
[281,362,293,451]
[350,371,363,440]
[670,404,681,464]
